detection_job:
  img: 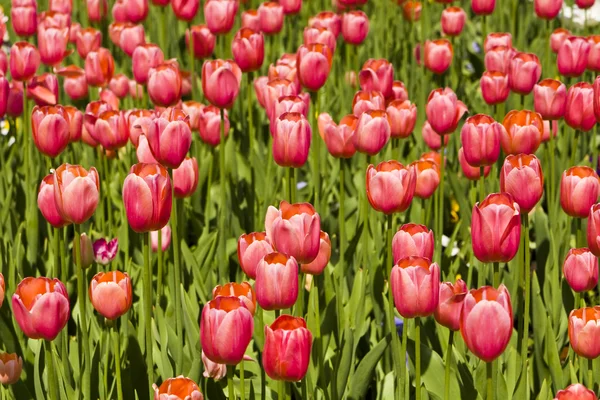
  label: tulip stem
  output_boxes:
[239,360,245,400]
[493,262,500,288]
[312,275,326,399]
[588,358,593,391]
[386,213,402,398]
[400,315,408,399]
[112,323,123,400]
[486,361,493,400]
[205,148,214,232]
[571,130,579,167]
[157,231,163,297]
[24,82,39,265]
[188,23,196,100]
[45,340,58,400]
[53,227,60,278]
[444,330,454,400]
[247,72,257,228]
[74,223,91,400]
[228,366,236,399]
[218,108,228,281]
[170,175,184,370]
[415,317,422,400]
[339,159,346,274]
[310,91,321,212]
[479,167,485,201]
[103,151,113,234]
[521,215,531,391]
[438,140,446,265]
[286,167,291,203]
[143,232,153,389]
[481,16,487,47]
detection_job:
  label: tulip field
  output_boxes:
[3,0,600,399]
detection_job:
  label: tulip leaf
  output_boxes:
[545,314,563,392]
[32,340,45,400]
[347,333,391,400]
[336,327,354,399]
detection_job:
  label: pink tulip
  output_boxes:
[147,62,182,107]
[471,0,495,15]
[563,248,598,292]
[280,0,301,14]
[297,44,333,92]
[126,109,154,146]
[535,0,563,19]
[501,110,544,155]
[422,120,450,150]
[426,87,468,135]
[272,113,311,167]
[91,110,128,150]
[151,225,172,252]
[441,7,466,37]
[308,11,342,38]
[534,78,567,120]
[500,154,544,212]
[259,2,284,35]
[484,32,512,52]
[59,65,88,101]
[232,28,264,73]
[89,270,132,320]
[558,36,591,77]
[264,201,321,264]
[9,42,40,81]
[186,25,216,60]
[391,256,440,318]
[92,238,119,265]
[37,26,70,66]
[31,105,70,158]
[301,231,331,275]
[458,147,491,180]
[434,279,467,331]
[212,282,256,316]
[460,285,513,362]
[386,100,417,139]
[594,76,600,123]
[304,27,337,53]
[551,28,571,53]
[569,307,600,359]
[587,35,600,72]
[353,110,391,155]
[204,0,238,34]
[410,160,440,199]
[587,204,600,256]
[554,384,598,400]
[565,82,595,132]
[0,75,7,118]
[560,166,600,218]
[118,23,145,57]
[318,113,357,158]
[54,164,100,224]
[460,114,502,167]
[202,351,227,380]
[6,82,23,118]
[352,90,385,117]
[109,74,130,99]
[200,296,254,364]
[172,0,200,21]
[403,3,422,24]
[140,108,192,169]
[389,81,409,103]
[255,252,299,310]
[84,48,115,87]
[11,4,37,37]
[87,0,109,22]
[484,45,515,74]
[358,59,394,99]
[83,100,112,146]
[542,120,559,143]
[0,352,22,385]
[263,315,312,381]
[202,59,242,109]
[173,157,198,198]
[27,73,59,107]
[424,39,453,74]
[392,223,434,264]
[366,160,416,214]
[509,52,541,95]
[471,193,521,263]
[38,174,69,228]
[122,0,149,23]
[238,232,274,279]
[342,11,369,45]
[263,79,298,118]
[241,10,261,31]
[132,44,165,85]
[576,0,594,7]
[198,105,230,146]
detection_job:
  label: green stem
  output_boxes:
[247,72,256,228]
[143,232,153,388]
[278,380,285,400]
[112,323,123,400]
[482,16,487,46]
[312,276,326,399]
[204,148,214,231]
[521,215,531,389]
[571,130,580,167]
[45,340,58,400]
[493,262,500,288]
[311,91,321,211]
[479,167,485,201]
[24,82,39,265]
[53,227,59,278]
[170,176,184,371]
[362,154,371,268]
[415,317,421,400]
[74,224,91,400]
[59,228,70,386]
[240,360,245,400]
[291,167,296,204]
[487,361,493,400]
[103,151,113,234]
[444,330,455,400]
[157,231,163,297]
[286,167,291,203]
[438,140,446,264]
[386,213,402,398]
[338,159,346,334]
[228,366,235,399]
[588,357,593,391]
[400,315,408,399]
[188,23,196,100]
[218,108,228,281]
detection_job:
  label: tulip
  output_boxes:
[484,45,515,74]
[202,59,242,109]
[200,296,254,364]
[301,231,331,275]
[542,120,559,143]
[422,120,450,150]
[386,100,417,139]
[263,79,298,117]
[561,166,600,218]
[460,114,502,167]
[576,0,594,7]
[500,154,544,212]
[242,10,261,31]
[153,376,204,400]
[202,351,227,380]
[92,238,119,265]
[297,44,333,92]
[471,0,495,15]
[358,59,394,99]
[569,306,600,359]
[123,0,148,23]
[308,11,342,38]
[587,35,600,72]
[410,160,440,199]
[87,0,109,22]
[186,25,216,61]
[554,384,598,400]
[31,105,70,158]
[318,113,357,158]
[353,110,391,155]
[458,147,491,180]
[426,87,468,135]
[392,223,434,264]
[90,110,128,149]
[173,157,198,198]
[401,1,421,21]
[563,248,598,292]
[342,11,369,45]
[391,256,440,318]
[263,315,312,381]
[0,274,3,308]
[551,28,571,53]
[172,0,200,21]
[390,81,409,103]
[142,109,192,169]
[558,36,591,77]
[509,52,541,95]
[123,163,172,232]
[38,10,70,30]
[565,82,595,132]
[352,90,385,117]
[232,28,265,73]
[594,76,600,123]
[38,174,69,228]
[6,82,23,118]
[258,2,284,35]
[11,3,37,37]
[269,95,308,131]
[424,39,453,75]
[132,44,165,85]
[204,0,238,34]
[238,232,274,279]
[182,101,203,131]
[76,233,95,269]
[0,52,7,75]
[109,74,129,99]
[213,282,256,316]
[118,23,145,57]
[151,225,171,252]
[280,0,301,14]
[147,62,182,108]
[441,7,466,37]
[501,110,544,155]
[198,105,230,146]
[12,277,69,341]
[27,73,59,107]
[484,32,512,52]
[421,151,442,166]
[587,204,600,257]
[272,112,312,168]
[434,279,467,331]
[37,26,70,66]
[85,48,115,87]
[460,285,513,362]
[269,56,300,91]
[0,353,22,385]
[9,42,40,81]
[304,27,337,53]
[89,270,132,320]
[82,100,112,145]
[535,0,563,19]
[253,76,269,108]
[472,193,521,263]
[366,161,416,214]
[75,28,102,60]
[54,164,100,225]
[533,78,567,120]
[60,66,89,101]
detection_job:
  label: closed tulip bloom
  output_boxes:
[533,78,567,120]
[308,11,342,37]
[200,296,254,364]
[563,248,598,292]
[269,56,300,91]
[109,74,130,99]
[594,76,600,123]
[342,11,369,45]
[60,66,88,101]
[569,306,600,359]
[459,147,491,180]
[119,23,145,57]
[12,277,69,341]
[423,120,450,150]
[173,157,198,198]
[0,52,6,76]
[54,164,100,224]
[143,108,192,168]
[151,225,171,252]
[426,87,468,135]
[242,10,261,31]
[272,112,311,168]
[87,0,109,22]
[172,0,200,21]
[554,384,598,400]
[509,52,541,95]
[37,26,70,66]
[390,81,409,103]
[319,113,357,158]
[204,0,238,34]
[501,110,544,155]
[386,100,417,138]
[410,160,440,199]
[123,163,172,232]
[484,33,512,52]
[264,201,321,264]
[401,1,422,21]
[280,0,301,14]
[147,63,182,107]
[198,105,230,146]
[238,232,274,279]
[353,110,391,155]
[122,0,149,22]
[126,109,154,146]
[472,193,521,263]
[304,27,337,53]
[76,28,102,59]
[31,105,70,158]
[576,0,594,7]
[37,10,70,30]
[38,174,69,228]
[182,101,203,131]
[366,161,416,214]
[186,25,216,60]
[587,204,600,256]
[263,315,312,381]
[471,0,495,15]
[434,279,467,331]
[258,2,284,34]
[484,45,515,74]
[76,233,94,269]
[391,256,440,318]
[561,166,600,218]
[352,90,385,117]
[441,7,466,37]
[301,231,331,275]
[89,271,132,320]
[421,150,442,166]
[91,110,128,150]
[535,0,563,19]
[587,36,600,72]
[63,107,82,142]
[85,48,115,87]
[424,39,453,74]
[558,36,591,77]
[132,44,165,85]
[232,28,264,73]
[154,376,204,399]
[263,79,298,117]
[6,82,22,118]
[358,59,394,99]
[460,285,513,362]
[99,88,120,110]
[202,59,242,109]
[551,28,571,53]
[500,154,544,212]
[565,82,595,132]
[0,353,23,385]
[297,44,333,92]
[392,223,434,264]
[460,114,502,167]
[11,4,37,37]
[213,282,256,316]
[9,42,40,81]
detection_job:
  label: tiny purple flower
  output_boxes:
[93,238,119,265]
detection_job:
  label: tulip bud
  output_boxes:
[533,78,567,120]
[460,114,503,167]
[366,161,416,214]
[272,112,312,167]
[358,59,394,99]
[31,105,70,158]
[563,248,598,293]
[558,36,590,78]
[587,204,600,256]
[471,0,495,15]
[147,62,182,108]
[569,306,600,359]
[509,52,541,95]
[426,87,468,135]
[392,223,434,264]
[213,282,256,316]
[151,225,172,252]
[54,164,100,224]
[74,233,95,269]
[550,28,570,54]
[441,7,466,37]
[198,105,230,146]
[9,42,40,82]
[384,100,416,139]
[424,39,453,75]
[6,82,24,118]
[560,166,600,218]
[352,90,385,118]
[59,66,89,101]
[554,384,597,400]
[353,110,391,155]
[202,59,242,109]
[501,110,544,155]
[0,273,4,308]
[391,256,440,318]
[238,232,273,279]
[565,82,595,132]
[587,35,600,72]
[153,376,204,399]
[141,109,192,169]
[186,25,216,61]
[484,45,515,74]
[242,10,261,31]
[38,174,69,228]
[173,157,198,198]
[87,0,109,22]
[93,238,119,265]
[411,160,440,199]
[37,26,70,67]
[434,279,467,331]
[0,352,22,385]
[500,154,544,212]
[389,81,409,103]
[204,0,238,33]
[401,1,422,21]
[118,23,145,57]
[92,110,129,150]
[263,315,312,381]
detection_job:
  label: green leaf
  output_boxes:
[347,333,391,400]
[545,314,563,392]
[335,327,354,399]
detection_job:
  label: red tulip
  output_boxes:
[11,4,37,37]
[89,271,132,320]
[147,62,182,107]
[460,114,502,167]
[308,11,341,38]
[118,23,145,57]
[202,59,242,108]
[342,11,369,45]
[153,376,204,400]
[401,1,422,21]
[238,232,274,279]
[484,32,512,52]
[484,45,515,74]
[386,100,417,139]
[471,0,495,15]
[352,90,385,117]
[561,166,600,218]
[204,0,238,34]
[353,110,391,155]
[9,42,40,81]
[366,160,416,214]
[563,248,598,293]
[569,307,600,359]
[232,28,264,73]
[297,44,333,92]
[318,113,357,158]
[425,87,468,135]
[501,110,544,155]
[509,52,541,95]
[565,82,595,132]
[441,7,466,37]
[186,25,216,60]
[172,0,200,21]
[392,223,434,264]
[358,59,394,99]
[551,28,571,53]
[280,0,301,14]
[173,157,198,198]
[575,0,594,7]
[258,2,284,35]
[500,154,544,212]
[263,315,312,381]
[31,105,70,158]
[434,279,467,331]
[554,384,598,400]
[255,252,299,310]
[87,0,109,22]
[37,26,70,66]
[54,164,100,224]
[38,174,69,228]
[558,36,590,77]
[533,78,567,120]
[391,256,440,318]
[6,82,23,118]
[198,105,230,146]
[85,48,115,87]
[534,0,563,19]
